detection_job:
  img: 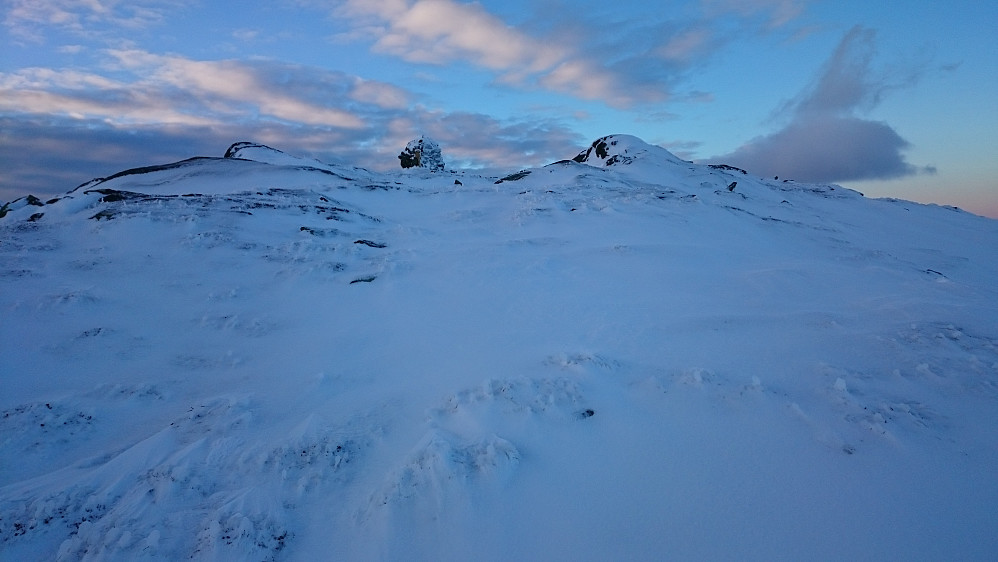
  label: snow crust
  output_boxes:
[2,136,997,560]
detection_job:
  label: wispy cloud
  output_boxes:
[711,26,934,183]
[3,0,183,42]
[0,49,413,129]
[322,0,809,108]
[700,0,806,31]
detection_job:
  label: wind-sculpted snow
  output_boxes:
[2,136,998,560]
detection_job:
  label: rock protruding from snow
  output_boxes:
[398,137,445,171]
[572,134,686,167]
[224,142,321,168]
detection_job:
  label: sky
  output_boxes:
[2,0,997,217]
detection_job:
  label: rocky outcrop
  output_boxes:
[571,134,686,167]
[398,137,445,171]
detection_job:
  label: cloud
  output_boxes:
[0,50,416,129]
[717,116,924,182]
[386,109,586,169]
[3,0,182,42]
[331,0,635,104]
[322,0,809,108]
[711,26,931,183]
[700,0,806,31]
[0,50,586,202]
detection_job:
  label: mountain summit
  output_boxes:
[2,136,996,560]
[572,133,688,167]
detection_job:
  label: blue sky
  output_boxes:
[2,0,996,217]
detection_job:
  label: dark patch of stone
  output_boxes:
[495,170,532,184]
[354,239,386,248]
[398,149,420,169]
[576,408,595,419]
[224,141,284,158]
[90,210,118,221]
[300,226,343,237]
[86,189,149,203]
[572,136,620,164]
[708,164,748,175]
[26,195,45,206]
[27,213,44,222]
[454,180,462,185]
[349,275,377,284]
[727,181,737,192]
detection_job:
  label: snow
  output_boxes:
[2,136,997,560]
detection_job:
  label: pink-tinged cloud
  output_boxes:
[326,0,811,108]
[0,50,416,129]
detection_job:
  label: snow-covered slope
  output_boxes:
[2,136,997,561]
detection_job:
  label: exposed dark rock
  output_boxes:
[223,141,279,159]
[90,210,117,221]
[300,226,343,237]
[727,181,737,192]
[709,164,748,175]
[398,137,445,171]
[354,239,386,248]
[85,189,150,203]
[495,170,532,184]
[574,138,612,162]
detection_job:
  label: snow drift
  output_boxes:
[1,135,997,561]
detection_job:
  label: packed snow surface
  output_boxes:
[2,135,997,560]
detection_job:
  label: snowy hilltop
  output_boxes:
[2,135,997,561]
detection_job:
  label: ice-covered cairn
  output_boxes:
[398,136,445,171]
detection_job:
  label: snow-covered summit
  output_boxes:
[572,134,688,167]
[2,137,997,561]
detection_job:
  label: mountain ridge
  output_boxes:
[2,134,996,560]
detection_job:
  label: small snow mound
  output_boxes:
[398,137,445,171]
[572,134,686,167]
